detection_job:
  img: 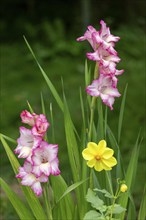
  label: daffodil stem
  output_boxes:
[43,183,52,220]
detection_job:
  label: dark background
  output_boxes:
[1,0,145,41]
[0,0,145,219]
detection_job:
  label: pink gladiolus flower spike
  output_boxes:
[14,127,42,162]
[32,114,50,137]
[31,141,60,177]
[16,161,48,196]
[20,110,38,126]
[86,75,121,110]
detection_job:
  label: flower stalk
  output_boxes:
[88,96,97,141]
[43,183,53,220]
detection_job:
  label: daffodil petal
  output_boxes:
[87,142,98,155]
[102,156,117,168]
[82,148,94,160]
[87,159,96,167]
[94,161,104,171]
[96,140,107,155]
[100,161,112,170]
[102,148,114,159]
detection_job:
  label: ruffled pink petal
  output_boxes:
[32,114,49,137]
[40,162,51,176]
[86,51,100,61]
[50,159,61,176]
[115,69,124,76]
[21,174,36,186]
[32,165,42,177]
[86,80,100,97]
[103,87,121,97]
[38,174,48,183]
[16,167,26,178]
[106,34,120,43]
[31,182,42,196]
[92,32,102,45]
[20,110,37,126]
[99,20,110,36]
[18,147,31,159]
[76,36,86,41]
[101,95,115,110]
[23,161,33,173]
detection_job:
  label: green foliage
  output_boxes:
[1,29,145,219]
[0,178,34,220]
[0,134,47,220]
[84,188,126,219]
[138,185,146,220]
[84,210,101,220]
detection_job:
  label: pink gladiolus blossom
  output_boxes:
[87,45,120,71]
[15,111,60,196]
[16,161,48,196]
[77,20,119,55]
[14,127,41,161]
[99,63,124,76]
[32,114,49,137]
[86,75,121,110]
[20,110,38,126]
[76,25,97,50]
[31,141,60,177]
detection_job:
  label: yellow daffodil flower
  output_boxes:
[82,140,117,171]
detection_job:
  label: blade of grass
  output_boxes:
[63,95,81,182]
[104,106,108,139]
[40,93,49,142]
[118,84,128,144]
[0,134,47,220]
[0,178,34,220]
[57,178,88,203]
[85,60,91,87]
[126,193,137,220]
[41,93,46,115]
[51,175,74,220]
[118,132,142,220]
[85,60,91,106]
[27,100,34,113]
[50,103,55,143]
[138,184,146,220]
[80,88,89,214]
[24,36,63,112]
[63,94,85,218]
[0,133,17,144]
[97,99,104,140]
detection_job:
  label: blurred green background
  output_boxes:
[0,0,145,219]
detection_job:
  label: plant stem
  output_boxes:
[94,62,99,79]
[88,63,99,141]
[88,96,97,141]
[43,183,53,220]
[105,171,114,196]
[110,184,121,219]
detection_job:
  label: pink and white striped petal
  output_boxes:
[31,182,42,196]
